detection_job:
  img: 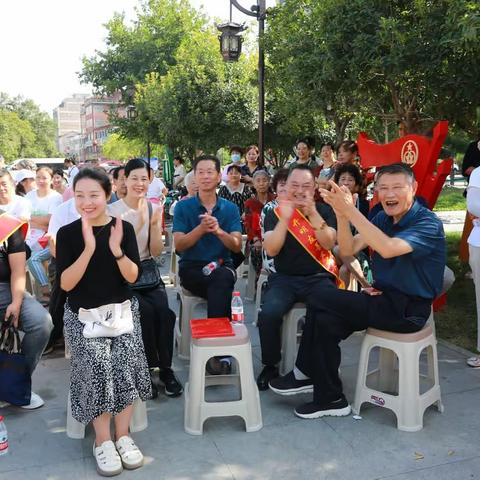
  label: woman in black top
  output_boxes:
[56,169,151,476]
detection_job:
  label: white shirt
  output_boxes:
[173,164,186,187]
[467,167,480,247]
[147,177,166,201]
[25,190,63,248]
[47,198,80,239]
[68,165,79,186]
[0,195,32,221]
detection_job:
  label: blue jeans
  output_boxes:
[257,273,335,366]
[0,283,53,375]
[27,246,51,287]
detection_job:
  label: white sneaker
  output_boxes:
[20,392,44,410]
[93,440,123,477]
[115,436,144,470]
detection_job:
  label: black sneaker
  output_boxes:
[158,368,183,397]
[256,365,279,391]
[268,371,313,395]
[294,397,351,419]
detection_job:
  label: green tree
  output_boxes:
[0,109,36,161]
[135,28,258,156]
[80,0,205,98]
[265,0,480,138]
[101,133,144,161]
[0,93,59,160]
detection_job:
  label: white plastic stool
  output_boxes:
[184,323,262,435]
[280,303,306,376]
[176,287,207,359]
[253,271,269,326]
[353,324,443,432]
[66,394,148,439]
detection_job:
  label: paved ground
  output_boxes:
[1,248,480,480]
[435,210,466,233]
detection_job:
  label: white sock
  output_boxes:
[293,366,309,380]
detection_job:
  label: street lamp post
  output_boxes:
[217,0,267,165]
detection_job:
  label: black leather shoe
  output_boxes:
[256,365,279,391]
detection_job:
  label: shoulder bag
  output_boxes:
[129,201,162,291]
[78,299,133,338]
[0,316,32,406]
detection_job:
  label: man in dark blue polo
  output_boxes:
[173,155,242,319]
[269,163,445,419]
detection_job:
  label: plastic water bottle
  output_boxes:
[0,416,8,456]
[202,258,223,276]
[231,292,244,324]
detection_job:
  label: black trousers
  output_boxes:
[135,282,176,370]
[295,283,431,404]
[258,273,335,366]
[48,259,66,345]
[179,265,236,318]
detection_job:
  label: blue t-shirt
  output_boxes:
[173,195,242,268]
[370,200,445,300]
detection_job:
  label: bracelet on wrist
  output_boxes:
[114,250,125,260]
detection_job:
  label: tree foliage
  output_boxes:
[80,0,205,98]
[0,93,58,161]
[135,29,258,156]
[101,132,144,161]
[265,0,480,137]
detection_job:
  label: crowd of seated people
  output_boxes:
[0,138,452,476]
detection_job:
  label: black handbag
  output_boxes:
[129,202,162,291]
[0,317,32,406]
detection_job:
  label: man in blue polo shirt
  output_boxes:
[269,163,445,419]
[173,154,242,319]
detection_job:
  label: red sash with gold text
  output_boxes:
[274,207,344,289]
[0,213,28,244]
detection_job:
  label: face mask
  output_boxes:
[231,153,241,163]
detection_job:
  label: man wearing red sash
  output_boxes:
[269,163,445,419]
[0,213,53,409]
[256,164,339,390]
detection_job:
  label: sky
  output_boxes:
[0,0,275,116]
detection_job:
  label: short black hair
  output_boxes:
[125,158,149,177]
[73,168,112,197]
[227,164,242,174]
[229,145,244,155]
[64,158,77,165]
[193,155,221,173]
[112,166,125,180]
[53,168,65,178]
[174,156,184,164]
[376,162,415,183]
[272,168,289,192]
[296,137,314,149]
[334,163,363,187]
[288,163,315,181]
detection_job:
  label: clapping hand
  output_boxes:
[319,181,357,218]
[277,200,295,223]
[199,212,220,234]
[150,204,163,228]
[109,218,124,256]
[81,216,96,253]
[297,190,316,217]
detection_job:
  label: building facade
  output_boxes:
[53,93,90,156]
[80,93,124,163]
